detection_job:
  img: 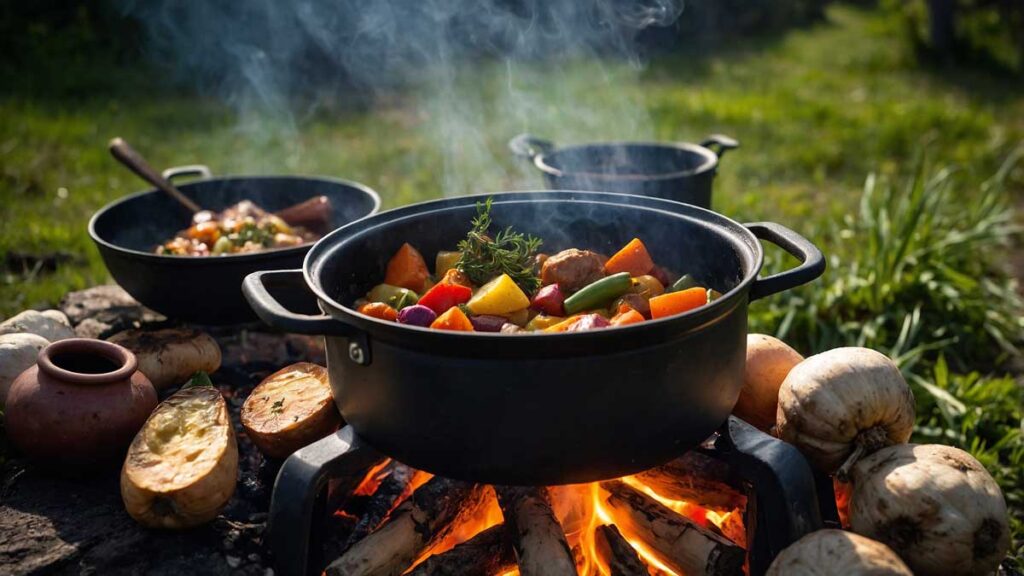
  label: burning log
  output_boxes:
[327,457,388,513]
[600,480,745,576]
[325,477,485,576]
[632,452,746,511]
[406,524,516,576]
[341,461,416,552]
[594,524,650,576]
[495,486,578,576]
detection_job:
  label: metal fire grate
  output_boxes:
[267,416,831,576]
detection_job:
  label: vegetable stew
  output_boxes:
[354,198,719,333]
[156,200,319,256]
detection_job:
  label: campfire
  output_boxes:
[319,449,749,576]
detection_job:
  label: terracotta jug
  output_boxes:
[5,338,158,470]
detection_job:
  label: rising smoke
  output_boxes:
[119,0,685,196]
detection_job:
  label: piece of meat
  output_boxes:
[540,249,606,293]
[534,253,549,274]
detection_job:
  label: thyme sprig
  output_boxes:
[456,198,542,293]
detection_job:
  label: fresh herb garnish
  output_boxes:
[184,371,214,389]
[229,221,274,248]
[270,399,285,414]
[456,198,542,293]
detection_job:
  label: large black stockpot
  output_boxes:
[89,166,380,324]
[243,191,823,485]
[509,134,738,208]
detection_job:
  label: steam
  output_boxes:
[120,0,684,196]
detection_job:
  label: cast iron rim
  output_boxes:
[534,141,718,181]
[301,190,763,341]
[88,175,382,265]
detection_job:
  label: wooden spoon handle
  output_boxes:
[109,137,202,214]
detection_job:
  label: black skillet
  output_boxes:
[89,166,380,324]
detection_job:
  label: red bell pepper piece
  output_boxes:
[417,282,472,315]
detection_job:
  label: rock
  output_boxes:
[74,318,117,340]
[0,333,50,408]
[59,285,164,339]
[60,285,139,324]
[108,328,222,391]
[0,310,75,342]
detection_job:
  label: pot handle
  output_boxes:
[509,133,555,160]
[700,134,739,160]
[161,164,212,182]
[745,222,825,301]
[243,269,353,336]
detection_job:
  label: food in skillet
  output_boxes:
[354,199,720,333]
[156,200,321,256]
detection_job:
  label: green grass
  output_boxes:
[3,6,1023,312]
[748,153,1024,564]
[1,2,1023,563]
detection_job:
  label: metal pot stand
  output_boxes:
[267,416,828,576]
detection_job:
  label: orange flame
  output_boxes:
[352,459,395,497]
[338,464,746,576]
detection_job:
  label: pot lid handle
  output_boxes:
[700,134,739,159]
[161,164,213,183]
[745,222,825,301]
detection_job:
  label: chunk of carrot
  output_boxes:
[430,306,475,331]
[610,308,645,326]
[384,243,430,293]
[543,315,583,333]
[649,287,707,319]
[604,238,655,276]
[357,302,399,322]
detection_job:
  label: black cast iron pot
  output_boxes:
[89,165,380,325]
[509,134,738,208]
[243,191,823,485]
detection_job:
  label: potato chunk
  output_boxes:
[121,386,237,529]
[241,362,340,459]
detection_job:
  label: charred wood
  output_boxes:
[495,486,578,576]
[594,524,650,576]
[406,524,515,576]
[600,480,744,576]
[325,477,485,576]
[341,461,415,552]
[632,451,746,511]
[326,457,387,514]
